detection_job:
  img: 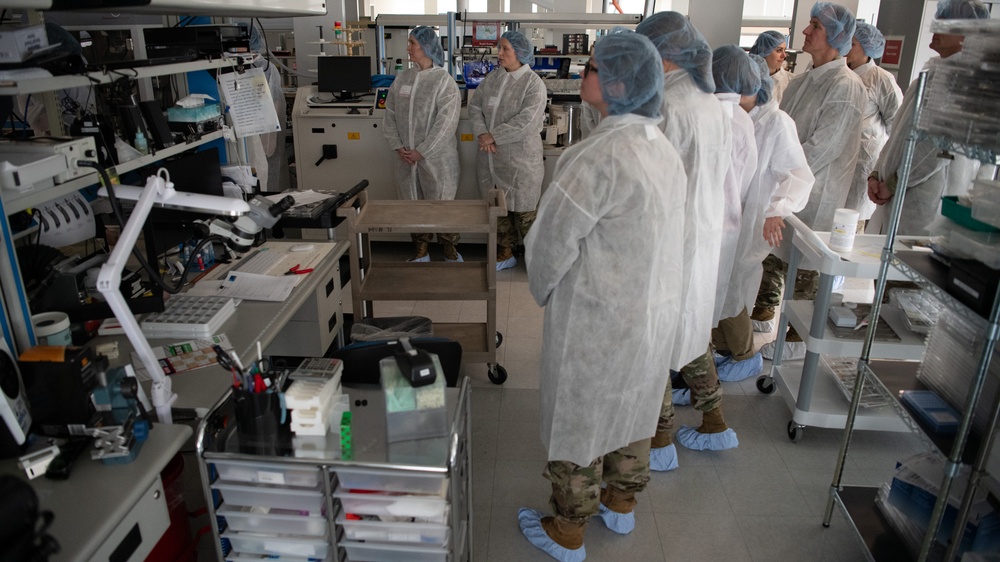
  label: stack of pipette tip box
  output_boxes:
[284,358,350,458]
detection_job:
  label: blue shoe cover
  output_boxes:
[676,425,739,451]
[649,444,679,472]
[716,352,764,382]
[497,256,517,271]
[517,508,587,562]
[445,252,464,262]
[408,254,431,262]
[713,352,729,366]
[671,388,691,405]
[596,503,635,534]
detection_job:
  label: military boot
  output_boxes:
[540,515,586,550]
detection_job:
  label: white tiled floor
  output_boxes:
[352,243,926,561]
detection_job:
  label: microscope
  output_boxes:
[193,194,296,253]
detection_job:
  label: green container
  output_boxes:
[940,196,1000,233]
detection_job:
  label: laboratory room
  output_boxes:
[1,0,999,560]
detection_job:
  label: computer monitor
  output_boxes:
[317,56,372,102]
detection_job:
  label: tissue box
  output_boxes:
[380,354,447,443]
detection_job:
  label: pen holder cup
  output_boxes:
[234,389,285,454]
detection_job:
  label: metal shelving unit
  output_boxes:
[823,70,1000,562]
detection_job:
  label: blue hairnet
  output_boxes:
[411,26,445,67]
[810,2,858,56]
[712,45,761,96]
[935,0,990,19]
[635,12,715,94]
[748,53,773,106]
[501,30,534,66]
[248,24,263,53]
[749,30,787,57]
[854,22,886,59]
[593,31,664,118]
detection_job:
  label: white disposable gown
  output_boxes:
[779,58,866,231]
[525,114,687,466]
[844,60,902,221]
[382,66,461,200]
[712,93,758,325]
[867,59,984,236]
[246,58,288,192]
[771,68,794,103]
[658,70,731,370]
[469,64,547,211]
[721,100,814,319]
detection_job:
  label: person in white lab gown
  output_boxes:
[383,26,462,261]
[755,2,866,361]
[635,12,731,471]
[469,30,547,271]
[843,22,903,226]
[750,30,795,103]
[713,54,814,371]
[867,0,991,236]
[517,30,686,562]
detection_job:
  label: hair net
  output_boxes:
[853,22,886,59]
[748,54,773,106]
[635,12,715,93]
[712,45,761,96]
[810,2,858,56]
[935,0,990,19]
[501,30,534,66]
[749,30,787,57]
[592,31,664,118]
[411,26,445,67]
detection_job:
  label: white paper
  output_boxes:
[176,93,215,108]
[218,67,281,138]
[266,189,335,209]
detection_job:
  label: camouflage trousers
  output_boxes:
[653,346,722,447]
[497,210,537,261]
[712,307,755,361]
[543,438,651,523]
[412,233,461,260]
[752,254,820,319]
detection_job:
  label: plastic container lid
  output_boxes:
[32,311,70,338]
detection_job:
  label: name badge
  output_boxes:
[399,85,413,96]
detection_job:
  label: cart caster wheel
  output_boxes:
[488,364,507,385]
[756,376,775,395]
[787,421,804,443]
[495,331,503,349]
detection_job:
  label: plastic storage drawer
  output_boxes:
[334,466,448,496]
[213,482,326,514]
[226,553,319,562]
[334,490,448,522]
[221,529,329,558]
[336,516,449,545]
[213,459,321,487]
[218,505,329,537]
[340,540,448,562]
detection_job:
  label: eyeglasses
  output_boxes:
[583,60,599,78]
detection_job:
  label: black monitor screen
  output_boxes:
[318,56,372,101]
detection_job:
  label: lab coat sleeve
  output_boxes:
[489,76,547,146]
[468,75,490,138]
[415,78,460,157]
[799,99,863,175]
[877,75,903,137]
[383,79,404,151]
[765,115,815,218]
[526,176,601,307]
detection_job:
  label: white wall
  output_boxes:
[689,0,746,48]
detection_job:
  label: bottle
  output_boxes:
[134,131,149,155]
[395,58,403,74]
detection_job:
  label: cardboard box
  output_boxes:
[0,25,49,64]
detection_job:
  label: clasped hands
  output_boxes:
[478,133,497,154]
[867,175,893,206]
[396,147,424,165]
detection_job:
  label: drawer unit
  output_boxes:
[336,516,449,545]
[291,262,342,323]
[334,466,447,496]
[218,505,329,537]
[221,529,331,558]
[334,490,449,522]
[340,540,448,562]
[213,482,326,514]
[214,459,322,487]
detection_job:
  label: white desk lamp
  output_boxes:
[97,168,250,424]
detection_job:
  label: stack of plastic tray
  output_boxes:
[825,355,891,408]
[972,179,1000,230]
[930,207,1000,270]
[211,460,330,560]
[140,295,236,339]
[890,288,941,334]
[332,466,450,561]
[919,19,1000,149]
[917,308,1000,435]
